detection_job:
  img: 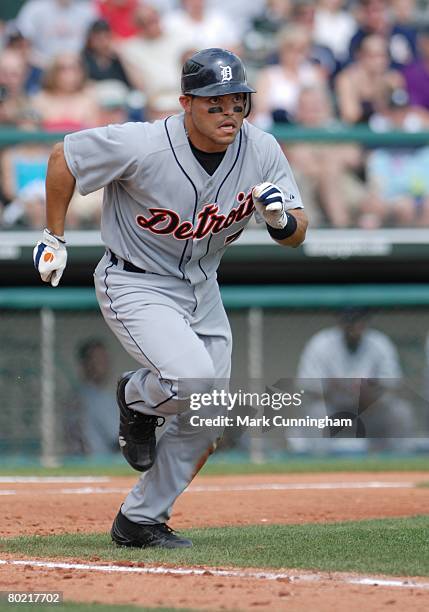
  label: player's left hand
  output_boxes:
[33,228,68,287]
[252,182,288,229]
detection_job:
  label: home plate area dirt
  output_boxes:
[1,472,429,611]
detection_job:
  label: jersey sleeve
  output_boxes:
[260,133,304,210]
[63,122,144,196]
[372,333,402,381]
[297,334,330,380]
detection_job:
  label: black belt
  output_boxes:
[109,250,147,274]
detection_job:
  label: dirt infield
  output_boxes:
[1,471,429,611]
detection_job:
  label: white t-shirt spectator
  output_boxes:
[296,324,402,414]
[205,0,265,38]
[119,27,190,98]
[294,324,417,448]
[16,0,97,67]
[314,7,356,63]
[297,326,402,381]
[163,7,240,51]
[253,62,323,129]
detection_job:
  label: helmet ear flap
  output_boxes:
[244,93,252,118]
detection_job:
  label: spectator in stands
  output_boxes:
[369,84,429,131]
[314,0,357,66]
[30,52,100,131]
[364,88,429,228]
[0,143,49,204]
[94,0,139,40]
[205,0,265,39]
[348,0,417,68]
[0,142,83,229]
[2,24,43,95]
[163,0,240,53]
[1,178,46,229]
[145,92,186,122]
[94,78,129,125]
[118,3,191,99]
[391,0,418,27]
[252,24,326,129]
[287,85,367,228]
[335,33,404,124]
[67,187,104,228]
[0,49,36,125]
[242,0,293,68]
[296,308,414,450]
[82,19,131,86]
[402,25,429,110]
[289,0,338,79]
[16,0,97,68]
[389,0,419,69]
[64,338,119,456]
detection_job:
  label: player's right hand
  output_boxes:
[33,228,68,287]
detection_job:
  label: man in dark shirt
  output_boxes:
[348,0,417,69]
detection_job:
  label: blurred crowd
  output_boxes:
[1,0,429,229]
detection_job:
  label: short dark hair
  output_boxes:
[338,307,371,325]
[88,19,111,35]
[77,338,105,362]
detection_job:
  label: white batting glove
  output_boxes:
[33,228,67,287]
[252,182,288,229]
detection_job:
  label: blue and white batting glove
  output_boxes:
[252,182,288,229]
[33,228,67,287]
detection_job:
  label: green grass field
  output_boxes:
[0,454,428,477]
[2,516,428,577]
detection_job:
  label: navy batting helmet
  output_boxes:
[181,48,256,116]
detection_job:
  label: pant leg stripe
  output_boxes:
[103,261,176,403]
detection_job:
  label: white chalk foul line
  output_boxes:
[0,559,297,580]
[187,482,415,492]
[0,482,416,496]
[0,477,110,484]
[0,487,128,496]
[350,577,429,588]
[0,559,428,590]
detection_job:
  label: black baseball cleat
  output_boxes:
[117,374,165,472]
[111,509,193,549]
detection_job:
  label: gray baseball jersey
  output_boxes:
[64,114,303,525]
[64,113,302,285]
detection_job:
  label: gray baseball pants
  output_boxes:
[94,251,232,524]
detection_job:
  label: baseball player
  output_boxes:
[33,48,307,548]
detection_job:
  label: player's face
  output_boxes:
[180,93,246,152]
[342,320,367,352]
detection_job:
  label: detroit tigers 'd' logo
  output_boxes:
[135,190,255,242]
[220,65,233,82]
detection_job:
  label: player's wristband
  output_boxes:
[266,211,298,239]
[44,228,66,244]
